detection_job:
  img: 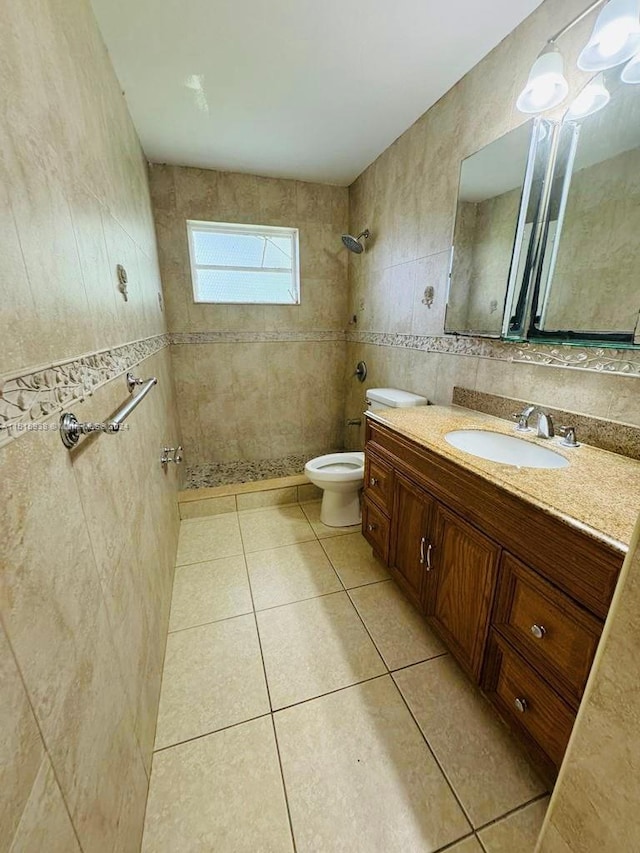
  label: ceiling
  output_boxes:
[91,0,542,186]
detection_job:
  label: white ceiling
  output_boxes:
[91,0,542,186]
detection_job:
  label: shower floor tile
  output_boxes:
[144,503,548,851]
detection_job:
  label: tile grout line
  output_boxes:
[237,512,298,853]
[338,577,477,833]
[388,666,476,834]
[473,790,551,836]
[152,711,273,755]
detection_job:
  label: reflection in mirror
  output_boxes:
[532,77,640,344]
[445,119,553,338]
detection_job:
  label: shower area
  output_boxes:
[150,165,362,489]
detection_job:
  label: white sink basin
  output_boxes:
[444,429,569,469]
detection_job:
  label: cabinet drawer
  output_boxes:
[484,632,575,772]
[362,495,390,562]
[494,554,602,707]
[364,452,393,514]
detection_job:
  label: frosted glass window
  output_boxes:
[187,220,300,304]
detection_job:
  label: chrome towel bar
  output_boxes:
[59,372,157,448]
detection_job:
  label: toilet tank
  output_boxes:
[365,388,428,412]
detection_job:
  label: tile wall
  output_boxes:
[149,166,349,470]
[0,1,180,849]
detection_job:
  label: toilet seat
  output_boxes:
[304,452,364,484]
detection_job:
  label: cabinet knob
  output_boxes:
[370,477,379,486]
[530,624,546,640]
[514,697,528,713]
[367,523,377,532]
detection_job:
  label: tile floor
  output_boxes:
[142,500,549,852]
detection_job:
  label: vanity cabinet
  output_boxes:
[425,505,500,681]
[362,417,623,783]
[388,473,436,609]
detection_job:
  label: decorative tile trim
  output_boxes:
[0,334,169,448]
[346,331,640,377]
[171,331,346,344]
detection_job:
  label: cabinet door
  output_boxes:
[427,505,501,680]
[389,474,436,610]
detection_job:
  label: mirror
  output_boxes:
[530,78,640,345]
[446,119,554,338]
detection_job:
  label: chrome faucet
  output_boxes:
[512,405,554,438]
[512,405,536,431]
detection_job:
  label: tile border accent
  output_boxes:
[346,331,640,377]
[0,334,169,448]
[171,331,346,344]
[453,387,640,460]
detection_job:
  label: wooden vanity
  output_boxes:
[362,407,636,784]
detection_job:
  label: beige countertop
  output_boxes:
[366,405,640,554]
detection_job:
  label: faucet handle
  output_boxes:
[559,425,579,447]
[512,411,531,432]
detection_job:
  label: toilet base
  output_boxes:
[320,488,362,527]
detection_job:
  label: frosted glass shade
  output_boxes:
[565,73,611,119]
[622,49,640,81]
[578,0,640,71]
[517,47,569,113]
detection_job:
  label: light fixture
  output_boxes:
[565,73,612,118]
[578,0,640,71]
[516,45,570,113]
[622,47,640,80]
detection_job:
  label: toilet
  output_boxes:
[304,388,428,527]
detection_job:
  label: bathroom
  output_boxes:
[2,0,640,849]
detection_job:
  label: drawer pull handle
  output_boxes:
[530,624,546,640]
[370,477,379,486]
[426,542,434,571]
[419,538,434,570]
[367,523,377,532]
[514,697,528,713]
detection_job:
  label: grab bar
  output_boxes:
[59,373,157,448]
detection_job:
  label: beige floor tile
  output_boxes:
[349,581,445,670]
[257,592,385,709]
[168,555,253,632]
[239,505,315,553]
[143,717,293,853]
[300,500,362,538]
[178,495,236,520]
[321,532,390,588]
[246,541,342,611]
[154,615,270,749]
[393,657,546,828]
[274,676,471,852]
[478,797,549,852]
[175,514,243,566]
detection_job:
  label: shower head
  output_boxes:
[341,229,370,254]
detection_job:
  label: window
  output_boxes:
[187,220,300,305]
